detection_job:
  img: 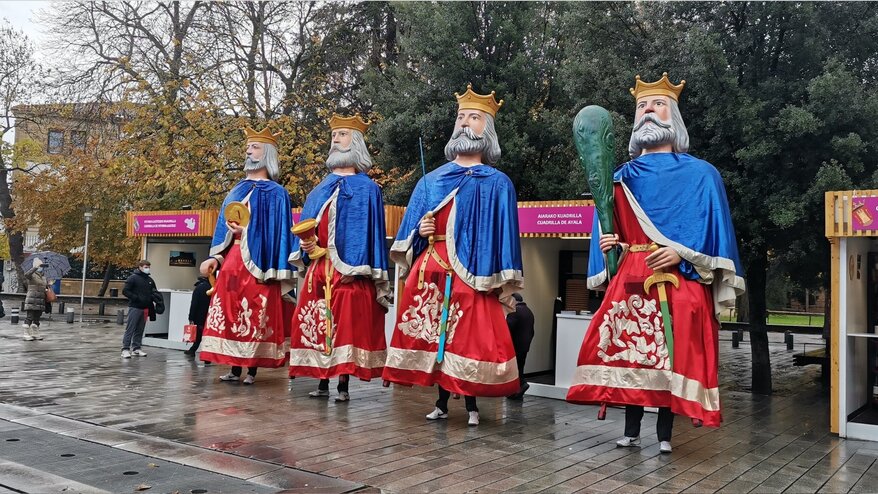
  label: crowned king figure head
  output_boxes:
[326,114,373,173]
[628,72,690,159]
[444,84,504,165]
[244,126,282,181]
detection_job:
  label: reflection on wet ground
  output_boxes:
[1,319,876,493]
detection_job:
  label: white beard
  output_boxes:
[631,114,675,151]
[445,127,489,157]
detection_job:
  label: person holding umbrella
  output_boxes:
[22,258,48,341]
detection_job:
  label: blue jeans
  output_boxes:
[122,307,147,351]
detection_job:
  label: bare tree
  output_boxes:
[0,19,46,291]
[41,1,210,107]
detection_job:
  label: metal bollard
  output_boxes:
[58,301,65,314]
[116,309,125,325]
[737,328,744,341]
[98,302,106,316]
[66,308,75,324]
[784,330,794,350]
[732,331,740,348]
[10,308,19,325]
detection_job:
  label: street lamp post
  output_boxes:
[80,211,93,323]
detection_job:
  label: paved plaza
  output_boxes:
[0,316,877,493]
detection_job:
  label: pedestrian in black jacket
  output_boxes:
[121,260,157,358]
[506,292,535,400]
[184,276,211,356]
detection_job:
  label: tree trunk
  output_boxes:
[748,249,772,395]
[0,167,27,292]
[97,262,112,297]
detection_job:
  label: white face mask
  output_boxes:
[141,267,151,275]
[36,267,44,273]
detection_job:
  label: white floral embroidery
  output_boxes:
[254,294,272,341]
[596,294,669,370]
[398,281,462,344]
[298,298,335,351]
[230,297,254,338]
[206,295,226,333]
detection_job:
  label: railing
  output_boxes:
[825,189,878,238]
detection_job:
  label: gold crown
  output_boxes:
[455,83,504,117]
[244,126,282,147]
[329,114,370,134]
[629,72,686,102]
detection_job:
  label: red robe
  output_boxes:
[566,186,722,426]
[382,203,519,397]
[288,209,387,380]
[199,238,288,368]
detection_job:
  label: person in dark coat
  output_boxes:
[22,258,48,341]
[506,292,535,400]
[184,276,211,356]
[121,260,157,358]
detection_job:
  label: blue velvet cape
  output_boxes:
[587,153,745,311]
[210,179,296,282]
[290,173,389,281]
[391,162,523,294]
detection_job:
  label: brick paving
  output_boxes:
[1,316,877,493]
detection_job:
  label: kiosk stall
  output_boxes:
[827,189,878,440]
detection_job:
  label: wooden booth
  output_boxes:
[826,189,878,440]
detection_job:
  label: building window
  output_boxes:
[71,130,87,150]
[47,130,64,154]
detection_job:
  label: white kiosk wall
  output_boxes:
[518,237,590,374]
[143,240,211,290]
[843,237,875,430]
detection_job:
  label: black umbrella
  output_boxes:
[22,252,72,280]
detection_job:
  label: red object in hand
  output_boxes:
[183,324,197,343]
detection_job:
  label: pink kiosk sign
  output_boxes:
[518,205,595,235]
[852,197,878,231]
[132,214,200,235]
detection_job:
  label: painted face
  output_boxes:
[331,128,353,150]
[634,95,672,125]
[454,110,487,136]
[246,141,264,162]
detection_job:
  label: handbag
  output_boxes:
[45,287,58,303]
[183,324,197,343]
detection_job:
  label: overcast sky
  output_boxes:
[2,1,51,42]
[2,1,51,145]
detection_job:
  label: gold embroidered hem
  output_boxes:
[200,335,288,361]
[289,345,387,371]
[570,364,721,411]
[385,347,518,386]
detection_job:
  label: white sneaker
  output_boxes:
[468,411,480,426]
[426,407,448,420]
[132,349,147,357]
[22,324,34,341]
[308,389,330,397]
[660,441,672,453]
[219,373,239,382]
[121,349,132,358]
[242,375,255,385]
[31,325,43,340]
[616,436,641,447]
[23,334,34,341]
[335,392,350,402]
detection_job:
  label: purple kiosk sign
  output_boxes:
[132,214,200,235]
[518,205,595,235]
[852,197,878,231]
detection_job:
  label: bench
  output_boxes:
[793,346,827,366]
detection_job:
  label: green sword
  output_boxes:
[643,265,679,368]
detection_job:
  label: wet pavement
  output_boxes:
[1,317,877,493]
